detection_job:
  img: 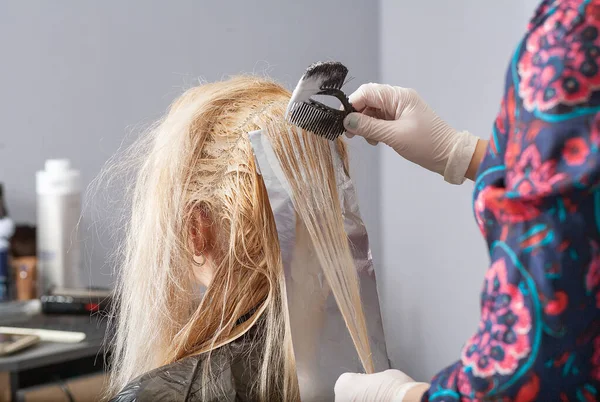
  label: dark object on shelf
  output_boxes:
[10,225,36,258]
[41,287,112,315]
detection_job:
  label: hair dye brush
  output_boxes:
[285,61,355,141]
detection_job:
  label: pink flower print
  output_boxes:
[475,186,542,230]
[519,6,600,112]
[586,249,600,308]
[462,258,532,377]
[593,334,600,381]
[563,137,590,165]
[508,145,568,197]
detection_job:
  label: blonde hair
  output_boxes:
[106,76,372,400]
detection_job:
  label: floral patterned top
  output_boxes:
[422,1,600,401]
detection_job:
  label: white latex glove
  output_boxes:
[344,83,478,185]
[334,369,427,402]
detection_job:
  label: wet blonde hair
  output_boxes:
[106,76,372,401]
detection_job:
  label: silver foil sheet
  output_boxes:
[248,129,389,401]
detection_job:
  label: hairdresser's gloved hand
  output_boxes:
[334,369,429,402]
[344,83,479,184]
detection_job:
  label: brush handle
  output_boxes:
[318,88,355,115]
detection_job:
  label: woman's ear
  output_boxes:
[190,208,215,287]
[190,207,213,257]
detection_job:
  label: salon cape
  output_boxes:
[109,314,266,402]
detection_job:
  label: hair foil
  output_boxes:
[248,129,389,401]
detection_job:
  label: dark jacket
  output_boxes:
[110,316,264,401]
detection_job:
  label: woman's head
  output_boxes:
[107,75,372,401]
[109,76,296,399]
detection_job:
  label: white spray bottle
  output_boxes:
[36,159,82,293]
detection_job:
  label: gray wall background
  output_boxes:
[0,0,381,287]
[378,0,541,381]
[0,0,546,384]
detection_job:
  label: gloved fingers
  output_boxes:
[334,372,366,401]
[344,89,392,143]
[340,101,356,139]
[343,112,391,144]
[351,107,382,145]
[348,83,399,119]
[342,105,376,140]
[334,372,360,393]
[335,370,417,401]
[363,106,386,120]
[363,107,382,145]
[380,369,415,383]
[343,130,378,145]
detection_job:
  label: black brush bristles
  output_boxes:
[286,61,355,140]
[287,100,346,141]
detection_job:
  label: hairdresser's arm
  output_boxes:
[343,84,482,184]
[464,139,488,181]
[337,88,600,399]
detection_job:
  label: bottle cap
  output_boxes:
[36,159,81,195]
[45,159,72,173]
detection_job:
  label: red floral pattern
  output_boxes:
[445,367,474,401]
[519,2,600,111]
[563,137,591,164]
[507,145,568,197]
[475,187,542,232]
[423,2,600,400]
[593,335,600,381]
[505,138,522,170]
[515,374,540,402]
[462,259,531,377]
[543,290,569,315]
[455,370,473,401]
[590,112,600,147]
[586,244,600,308]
